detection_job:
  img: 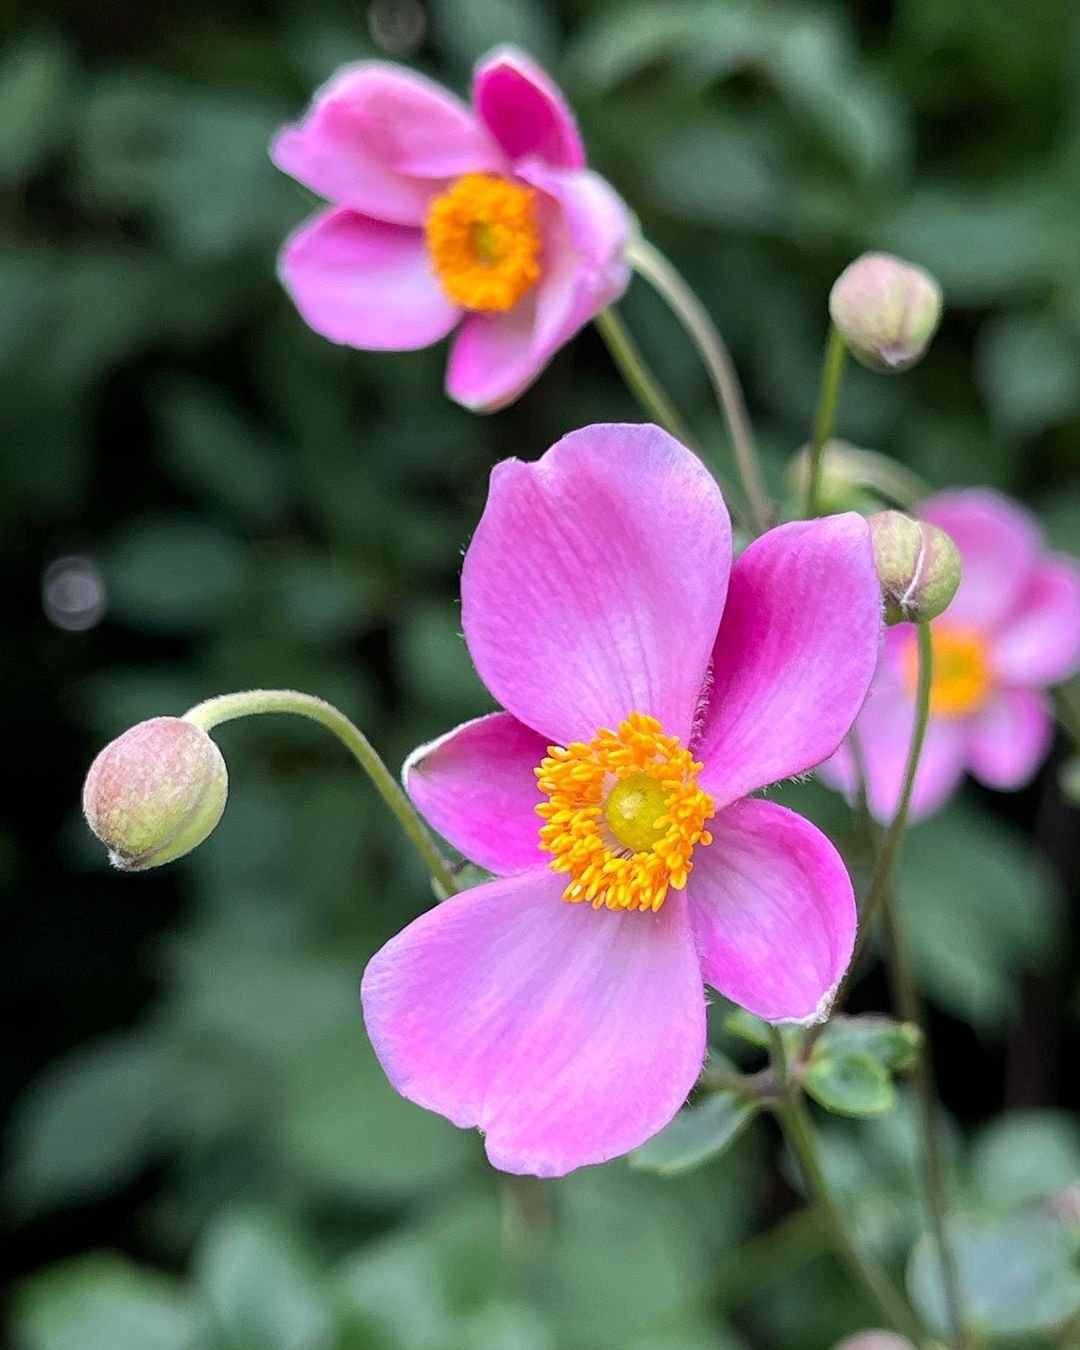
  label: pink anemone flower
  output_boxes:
[271,47,630,411]
[820,488,1080,822]
[360,423,883,1176]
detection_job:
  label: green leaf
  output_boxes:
[907,1212,1080,1339]
[971,1111,1080,1214]
[0,33,73,182]
[804,1050,897,1118]
[630,1092,759,1176]
[195,1209,336,1350]
[976,312,1080,436]
[13,1255,201,1350]
[1060,754,1080,807]
[723,1009,772,1048]
[813,1014,922,1074]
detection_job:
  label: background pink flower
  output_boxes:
[360,423,883,1176]
[820,488,1080,822]
[271,47,630,411]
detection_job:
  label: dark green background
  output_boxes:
[3,1,1078,1347]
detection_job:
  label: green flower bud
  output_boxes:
[82,717,228,870]
[833,1336,917,1350]
[869,510,962,626]
[829,253,942,373]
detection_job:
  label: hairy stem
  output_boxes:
[184,689,459,897]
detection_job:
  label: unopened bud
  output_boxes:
[869,511,961,625]
[83,717,227,870]
[829,253,942,373]
[833,1336,917,1350]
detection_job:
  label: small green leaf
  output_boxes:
[723,1009,772,1048]
[630,1092,759,1176]
[907,1212,1080,1339]
[804,1050,897,1118]
[815,1014,922,1074]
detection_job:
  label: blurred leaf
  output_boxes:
[630,1091,759,1175]
[907,1212,1080,1339]
[5,1033,174,1215]
[427,0,558,68]
[898,804,1061,1028]
[971,1111,1080,1213]
[813,1014,922,1074]
[976,312,1080,436]
[13,1255,201,1350]
[0,32,73,181]
[804,1049,897,1118]
[723,1009,772,1048]
[102,514,250,634]
[195,1208,336,1350]
[1060,754,1080,806]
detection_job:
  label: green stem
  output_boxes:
[805,324,847,517]
[626,235,772,535]
[880,902,969,1350]
[183,689,459,898]
[771,1031,923,1342]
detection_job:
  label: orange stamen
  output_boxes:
[903,624,992,717]
[424,173,541,312]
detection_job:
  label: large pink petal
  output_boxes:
[403,713,548,876]
[920,490,1040,631]
[472,47,586,169]
[271,63,504,225]
[967,688,1053,790]
[445,165,630,412]
[992,559,1080,687]
[461,424,732,747]
[817,671,968,824]
[687,799,856,1024]
[278,208,460,349]
[361,870,705,1176]
[694,515,882,807]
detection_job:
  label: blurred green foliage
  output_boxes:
[3,1,1079,1347]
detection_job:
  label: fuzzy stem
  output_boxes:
[626,235,772,535]
[805,324,847,517]
[183,689,459,897]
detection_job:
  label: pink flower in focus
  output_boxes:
[820,489,1080,822]
[271,48,630,411]
[360,423,883,1176]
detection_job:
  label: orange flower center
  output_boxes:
[424,173,541,312]
[903,624,992,718]
[535,713,715,913]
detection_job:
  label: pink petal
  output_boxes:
[446,165,630,411]
[687,799,856,1024]
[278,208,460,349]
[968,688,1053,790]
[472,47,585,169]
[694,514,882,807]
[920,489,1040,631]
[271,63,505,225]
[403,713,549,876]
[817,670,968,824]
[361,870,705,1176]
[461,424,732,746]
[992,559,1080,687]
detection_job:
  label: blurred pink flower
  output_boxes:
[271,47,630,411]
[820,488,1080,822]
[361,423,883,1176]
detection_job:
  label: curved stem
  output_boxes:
[626,235,772,535]
[770,1033,924,1342]
[183,689,459,897]
[805,324,847,517]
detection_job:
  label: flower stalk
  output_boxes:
[805,324,848,517]
[183,689,459,897]
[626,234,772,535]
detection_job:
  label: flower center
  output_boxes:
[535,713,715,913]
[903,624,992,718]
[424,173,541,312]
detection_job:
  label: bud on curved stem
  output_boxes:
[869,511,962,625]
[829,253,942,374]
[83,718,228,870]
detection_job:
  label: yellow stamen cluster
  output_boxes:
[535,713,715,913]
[903,624,992,718]
[424,173,541,312]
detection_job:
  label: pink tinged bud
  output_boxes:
[869,511,962,626]
[82,717,228,870]
[829,252,942,373]
[833,1336,918,1350]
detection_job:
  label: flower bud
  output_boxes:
[82,717,228,870]
[833,1336,917,1350]
[869,511,962,626]
[829,253,942,373]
